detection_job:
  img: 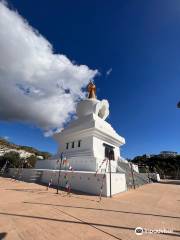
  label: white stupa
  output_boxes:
[36,82,127,196]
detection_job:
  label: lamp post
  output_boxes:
[56,152,64,194]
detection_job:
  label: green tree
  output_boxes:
[1,151,20,168]
[132,153,180,179]
[24,155,37,168]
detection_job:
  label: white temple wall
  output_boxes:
[35,157,97,171]
[57,135,93,156]
[52,135,98,171]
[93,137,120,172]
[106,173,127,195]
[93,136,105,159]
[36,134,122,172]
[114,146,121,160]
[66,156,97,171]
[8,168,127,196]
[36,159,58,169]
[93,137,118,158]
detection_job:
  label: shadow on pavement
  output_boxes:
[0,211,179,238]
[0,232,7,240]
[24,201,180,220]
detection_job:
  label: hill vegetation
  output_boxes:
[0,137,51,169]
[132,154,180,179]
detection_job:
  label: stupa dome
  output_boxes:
[76,82,109,120]
[76,98,109,120]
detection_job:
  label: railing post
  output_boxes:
[130,163,135,189]
[56,152,63,194]
[109,159,112,197]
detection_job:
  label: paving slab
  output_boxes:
[0,177,179,240]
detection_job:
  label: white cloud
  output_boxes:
[106,68,112,76]
[0,1,97,135]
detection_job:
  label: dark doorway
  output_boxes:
[103,143,115,160]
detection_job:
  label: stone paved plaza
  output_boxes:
[0,177,179,240]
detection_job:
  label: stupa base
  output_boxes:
[8,168,126,197]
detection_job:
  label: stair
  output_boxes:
[117,160,150,189]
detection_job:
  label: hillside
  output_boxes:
[132,153,180,179]
[0,138,51,160]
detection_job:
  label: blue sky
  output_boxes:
[0,0,180,158]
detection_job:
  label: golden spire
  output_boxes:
[87,81,96,99]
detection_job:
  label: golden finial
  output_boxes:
[87,81,96,99]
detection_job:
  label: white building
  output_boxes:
[35,82,127,196]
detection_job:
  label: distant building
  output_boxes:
[149,151,178,158]
[160,151,178,157]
